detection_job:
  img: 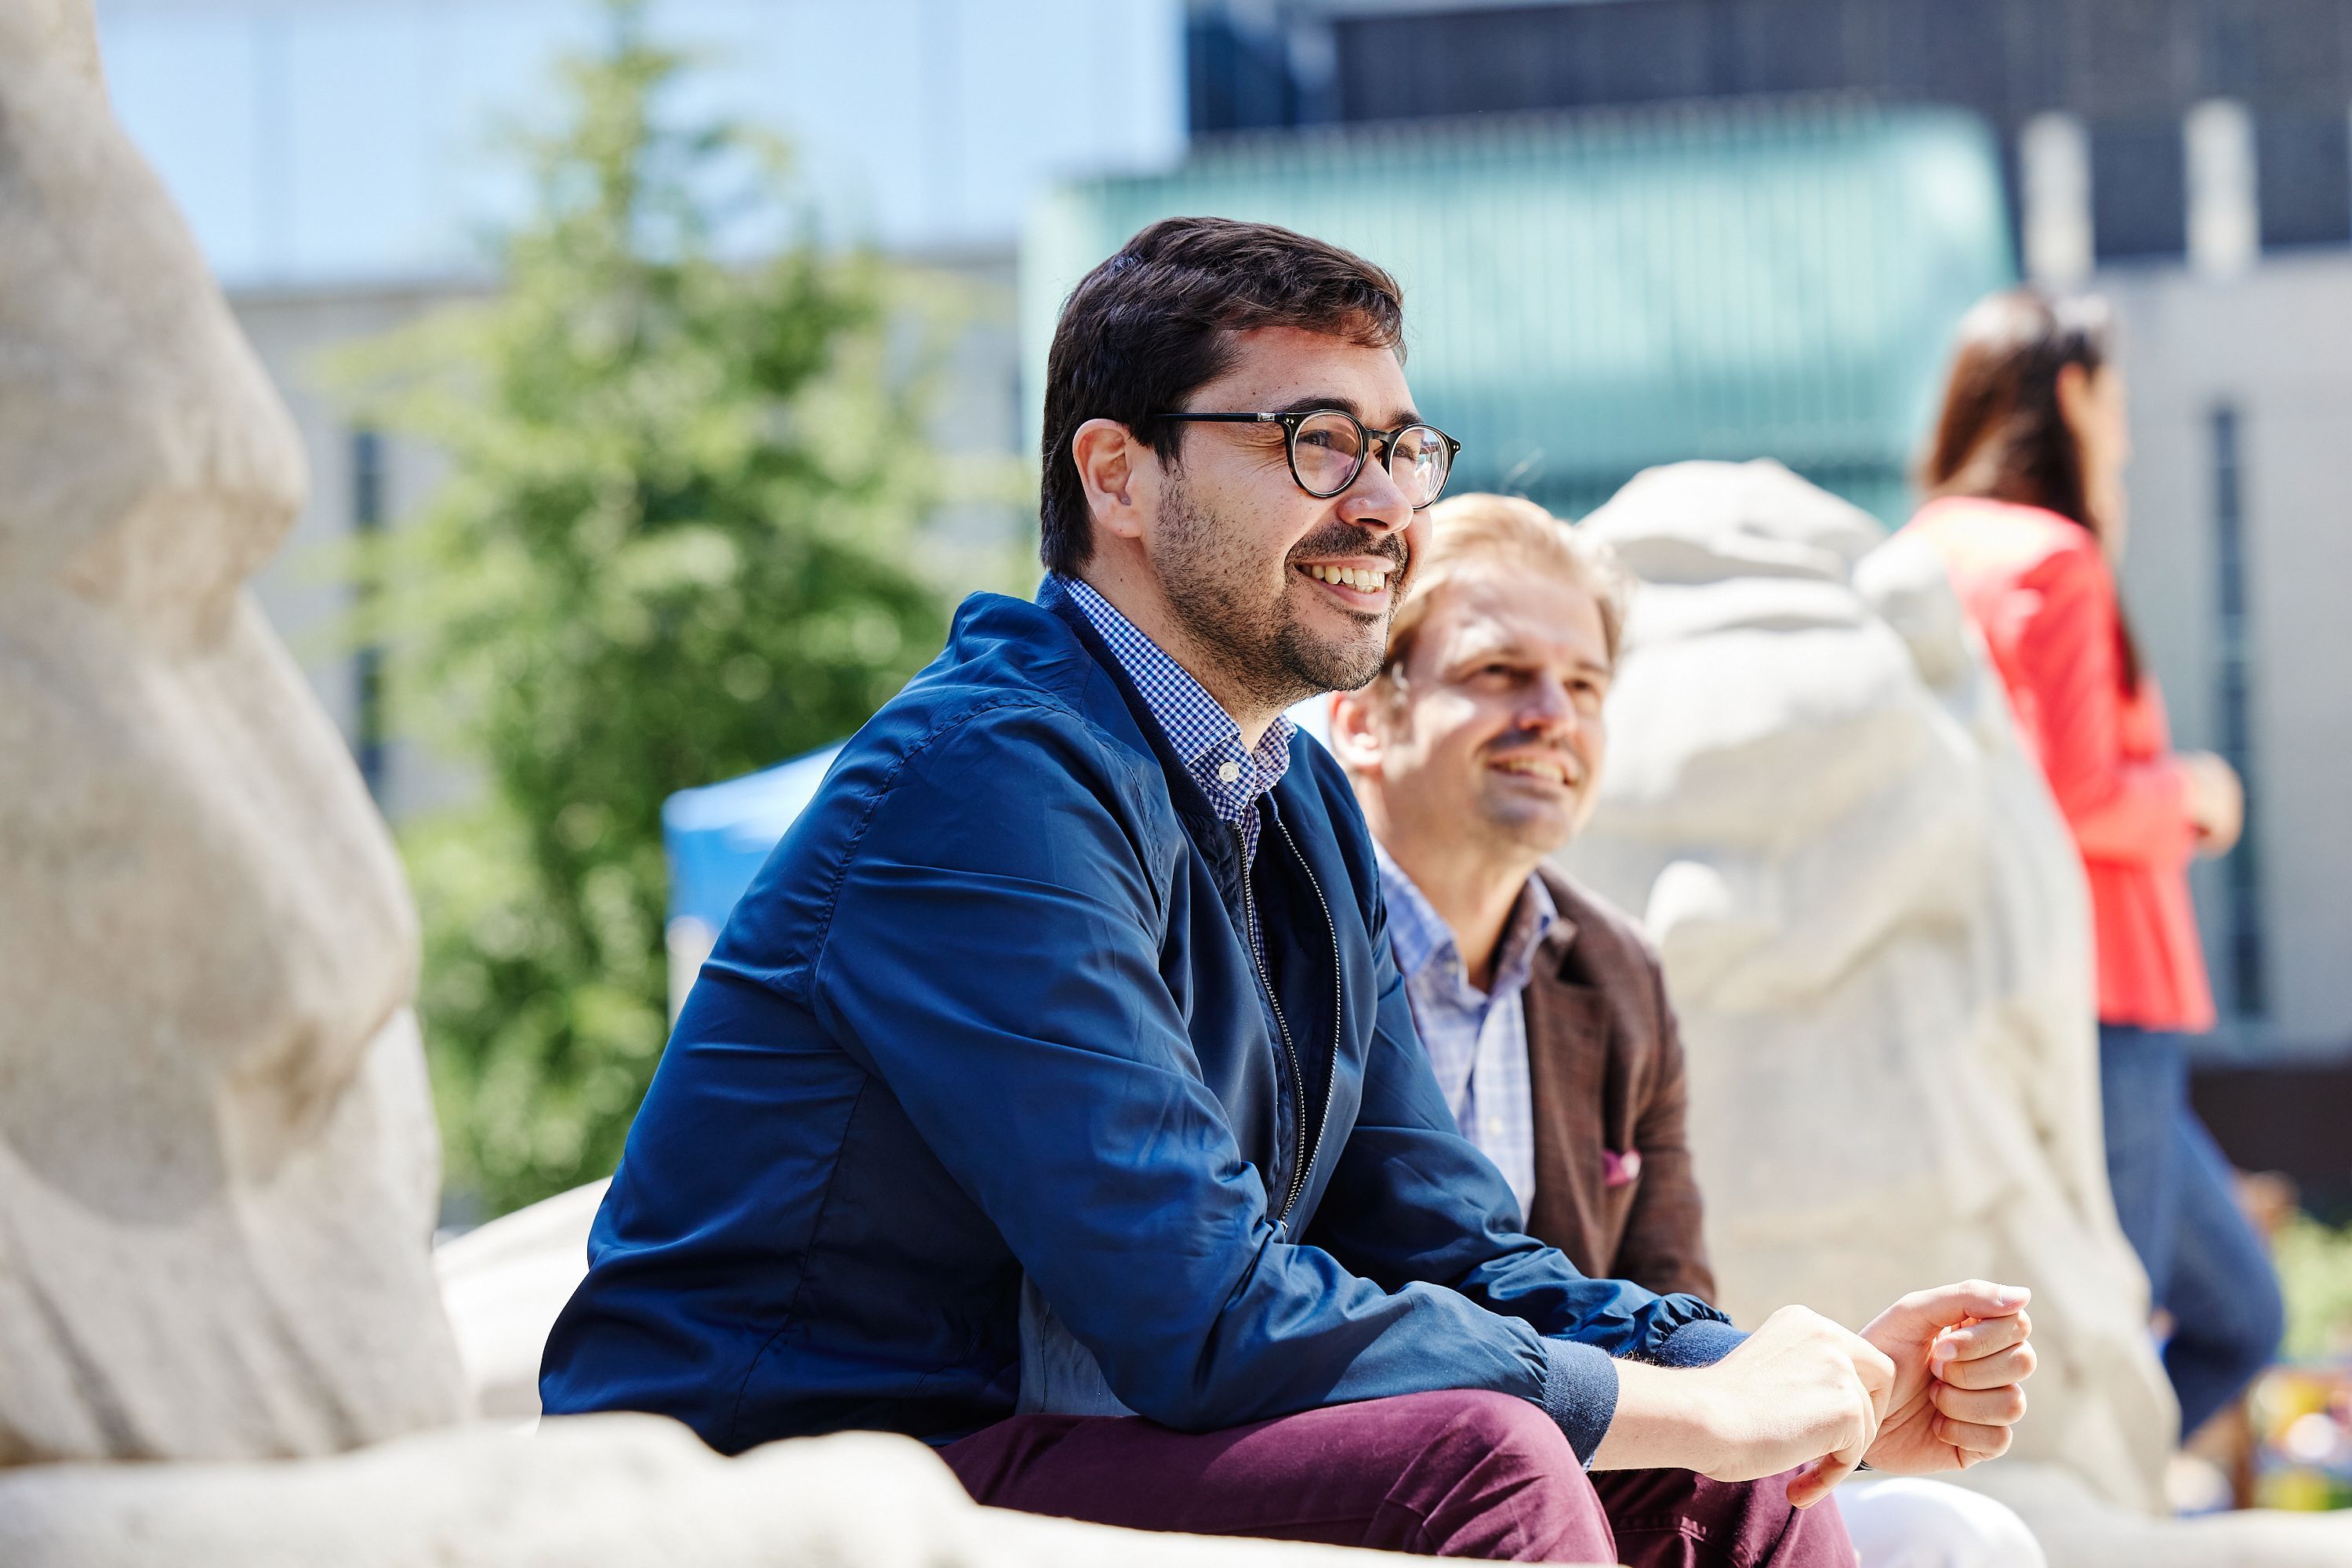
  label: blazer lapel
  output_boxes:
[1521,927,1615,1276]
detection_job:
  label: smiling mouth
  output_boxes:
[1294,561,1397,604]
[1490,756,1577,788]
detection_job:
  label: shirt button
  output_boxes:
[1486,1116,1504,1136]
[1217,760,1242,783]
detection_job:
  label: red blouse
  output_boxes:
[1906,495,2216,1033]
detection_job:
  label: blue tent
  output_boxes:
[662,700,1332,947]
[662,744,842,940]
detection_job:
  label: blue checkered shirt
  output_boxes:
[1377,849,1555,1216]
[1059,576,1295,951]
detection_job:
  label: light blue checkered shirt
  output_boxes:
[1378,849,1554,1216]
[1058,575,1295,879]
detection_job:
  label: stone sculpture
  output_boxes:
[0,6,1478,1561]
[1563,459,2352,1566]
[0,1417,1394,1568]
[437,1178,612,1424]
[0,0,467,1465]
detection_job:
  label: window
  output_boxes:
[2211,405,2267,1018]
[2257,109,2352,248]
[351,427,387,803]
[2091,118,2188,260]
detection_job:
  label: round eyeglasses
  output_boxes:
[1156,408,1461,510]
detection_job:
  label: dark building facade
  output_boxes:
[1192,0,2352,261]
[1188,0,2352,1178]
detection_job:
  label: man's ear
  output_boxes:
[1070,418,1153,543]
[1326,688,1388,775]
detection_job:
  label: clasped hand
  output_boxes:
[1734,1281,2035,1508]
[1596,1280,2034,1509]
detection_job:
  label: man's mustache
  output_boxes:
[1286,528,1408,571]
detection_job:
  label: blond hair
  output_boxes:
[1378,493,1630,688]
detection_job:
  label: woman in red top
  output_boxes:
[1905,290,2281,1439]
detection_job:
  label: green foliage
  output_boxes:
[338,4,948,1216]
[2275,1214,2352,1363]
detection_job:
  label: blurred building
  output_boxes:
[1187,0,2352,1068]
[102,0,2351,1075]
[94,0,1187,818]
[1027,99,2013,521]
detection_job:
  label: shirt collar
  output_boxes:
[1491,873,1560,997]
[1055,573,1294,804]
[1377,847,1558,997]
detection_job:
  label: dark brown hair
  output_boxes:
[1922,287,2140,688]
[1037,216,1405,575]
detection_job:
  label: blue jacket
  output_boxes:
[539,579,1737,1457]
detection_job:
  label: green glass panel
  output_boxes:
[1022,100,2015,526]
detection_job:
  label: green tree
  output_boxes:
[339,5,949,1216]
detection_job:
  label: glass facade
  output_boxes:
[1192,0,2352,264]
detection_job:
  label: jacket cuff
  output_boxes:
[1537,1337,1620,1465]
[1647,1319,1748,1369]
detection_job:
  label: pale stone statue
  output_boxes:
[0,0,467,1464]
[1563,459,2352,1567]
[0,7,1478,1561]
[437,1179,613,1423]
[0,1414,1403,1568]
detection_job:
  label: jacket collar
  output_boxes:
[1531,863,1587,980]
[1039,575,1237,873]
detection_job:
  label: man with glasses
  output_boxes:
[541,217,2032,1565]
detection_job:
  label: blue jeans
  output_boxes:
[2098,1024,2285,1436]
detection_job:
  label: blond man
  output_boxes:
[1332,495,2046,1568]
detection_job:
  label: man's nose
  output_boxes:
[1519,681,1579,739]
[1336,453,1413,535]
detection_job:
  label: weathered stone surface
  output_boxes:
[0,1414,1472,1568]
[437,1180,609,1421]
[1564,460,2351,1561]
[1959,1462,2352,1568]
[0,0,467,1465]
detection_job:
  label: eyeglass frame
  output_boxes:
[1153,408,1463,510]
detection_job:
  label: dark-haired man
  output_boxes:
[542,218,2034,1564]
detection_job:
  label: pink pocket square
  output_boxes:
[1602,1149,1642,1188]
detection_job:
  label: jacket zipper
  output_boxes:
[1271,808,1343,1227]
[1237,808,1344,1230]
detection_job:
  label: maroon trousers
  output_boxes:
[942,1389,1853,1566]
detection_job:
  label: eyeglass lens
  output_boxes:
[1290,411,1450,506]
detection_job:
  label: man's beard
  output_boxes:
[1152,477,1410,714]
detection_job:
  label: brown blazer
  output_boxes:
[1519,865,1717,1303]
